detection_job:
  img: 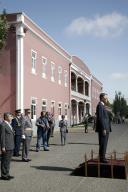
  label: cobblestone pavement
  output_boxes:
[0,123,128,192]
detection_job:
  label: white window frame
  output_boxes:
[58,66,62,85]
[42,56,47,79]
[64,70,68,87]
[58,102,62,119]
[64,103,68,117]
[42,99,47,112]
[31,97,37,120]
[31,50,37,74]
[51,100,55,115]
[51,61,55,82]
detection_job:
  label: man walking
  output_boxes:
[96,93,111,163]
[0,112,14,180]
[36,111,49,151]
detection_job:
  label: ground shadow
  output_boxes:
[68,142,98,145]
[31,165,73,172]
[11,159,23,162]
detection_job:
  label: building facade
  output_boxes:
[0,12,102,133]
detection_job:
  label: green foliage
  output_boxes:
[0,10,8,50]
[112,91,128,117]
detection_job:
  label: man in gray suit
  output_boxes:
[96,93,111,163]
[0,112,14,180]
[21,109,33,162]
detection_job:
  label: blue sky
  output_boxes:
[0,0,128,102]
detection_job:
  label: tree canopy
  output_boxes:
[112,91,128,117]
[0,10,8,50]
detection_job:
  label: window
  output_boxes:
[42,56,47,78]
[64,103,68,116]
[51,101,55,115]
[31,98,36,119]
[58,66,62,85]
[51,61,55,82]
[31,50,37,74]
[58,103,62,116]
[64,70,68,87]
[42,99,47,112]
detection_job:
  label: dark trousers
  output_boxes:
[1,150,13,178]
[98,132,109,160]
[14,135,22,155]
[60,131,66,145]
[36,128,48,150]
[22,136,32,160]
[47,128,51,146]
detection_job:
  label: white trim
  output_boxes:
[51,61,55,82]
[58,66,62,85]
[71,63,91,80]
[31,97,37,120]
[42,56,47,79]
[16,14,25,113]
[24,22,71,62]
[22,12,71,60]
[31,49,37,74]
[71,90,91,101]
[64,70,68,87]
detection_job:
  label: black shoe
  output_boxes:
[8,176,14,179]
[44,148,49,151]
[1,176,10,180]
[36,149,39,152]
[22,158,29,162]
[100,159,108,163]
[27,159,32,161]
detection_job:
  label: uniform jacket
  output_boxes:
[11,116,22,136]
[96,102,110,133]
[22,115,33,137]
[0,121,14,150]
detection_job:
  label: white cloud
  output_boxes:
[110,73,128,80]
[65,12,128,37]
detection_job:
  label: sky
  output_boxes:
[0,0,128,102]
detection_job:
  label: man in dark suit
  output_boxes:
[12,109,22,157]
[96,93,111,163]
[0,112,14,180]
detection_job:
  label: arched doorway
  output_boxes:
[86,103,90,114]
[78,101,84,123]
[71,99,77,125]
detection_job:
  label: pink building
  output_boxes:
[0,12,102,132]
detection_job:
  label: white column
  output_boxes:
[16,14,25,113]
[83,81,85,95]
[76,77,78,92]
[76,101,79,124]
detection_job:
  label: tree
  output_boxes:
[112,91,128,117]
[0,9,8,50]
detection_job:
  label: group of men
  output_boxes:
[0,109,55,180]
[0,92,112,180]
[0,108,32,180]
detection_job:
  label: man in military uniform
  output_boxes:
[21,109,33,162]
[12,109,22,157]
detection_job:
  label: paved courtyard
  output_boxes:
[0,123,128,192]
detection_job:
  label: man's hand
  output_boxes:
[103,130,106,136]
[2,147,6,153]
[22,135,26,139]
